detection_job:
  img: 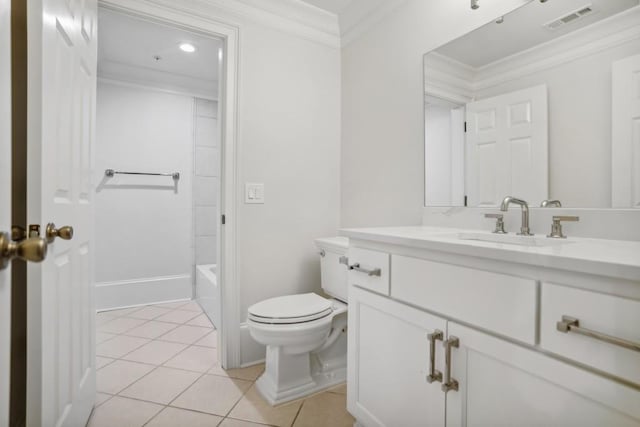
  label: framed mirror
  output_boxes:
[423,0,640,208]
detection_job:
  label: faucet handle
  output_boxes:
[548,216,580,239]
[484,213,507,234]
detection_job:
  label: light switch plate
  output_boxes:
[245,183,265,204]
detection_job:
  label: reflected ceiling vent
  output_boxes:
[543,4,595,30]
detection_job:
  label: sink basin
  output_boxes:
[456,232,575,247]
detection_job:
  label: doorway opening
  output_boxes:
[94,1,240,371]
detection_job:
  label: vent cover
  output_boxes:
[544,4,596,30]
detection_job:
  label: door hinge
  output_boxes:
[464,122,467,133]
[221,214,226,225]
[464,196,468,207]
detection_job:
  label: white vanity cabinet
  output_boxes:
[347,285,446,427]
[344,235,640,427]
[447,322,640,427]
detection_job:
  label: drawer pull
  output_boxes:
[349,263,381,277]
[426,330,443,384]
[557,316,640,353]
[441,336,459,393]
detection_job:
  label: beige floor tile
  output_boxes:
[96,356,115,369]
[164,345,218,372]
[122,340,188,365]
[171,374,252,416]
[96,360,155,394]
[124,321,178,339]
[179,301,204,312]
[209,363,264,382]
[127,306,173,320]
[96,312,117,326]
[219,418,273,427]
[96,335,150,358]
[186,313,214,327]
[293,392,354,427]
[194,330,218,348]
[155,309,201,324]
[159,325,212,344]
[96,332,117,344]
[327,383,347,395]
[95,392,112,407]
[146,407,223,427]
[152,301,190,309]
[97,317,147,334]
[103,307,144,317]
[119,366,200,404]
[228,385,302,427]
[88,396,163,427]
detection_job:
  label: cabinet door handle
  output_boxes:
[557,316,640,353]
[442,336,459,393]
[426,330,443,383]
[349,263,381,277]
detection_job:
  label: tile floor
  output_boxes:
[90,300,354,427]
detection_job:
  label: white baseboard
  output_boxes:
[95,274,193,311]
[240,322,266,367]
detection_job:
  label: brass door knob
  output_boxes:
[0,232,48,270]
[45,223,74,243]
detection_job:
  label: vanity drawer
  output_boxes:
[392,255,537,344]
[348,248,390,296]
[540,283,640,385]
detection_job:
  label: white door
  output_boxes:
[466,85,548,207]
[27,0,98,425]
[612,54,640,208]
[446,322,640,426]
[0,0,12,423]
[348,286,446,427]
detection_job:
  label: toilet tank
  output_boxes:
[315,237,349,303]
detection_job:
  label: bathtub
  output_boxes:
[195,264,220,329]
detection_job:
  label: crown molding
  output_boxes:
[340,0,406,47]
[425,6,640,99]
[98,59,219,100]
[116,0,341,48]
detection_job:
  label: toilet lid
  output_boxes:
[248,293,333,324]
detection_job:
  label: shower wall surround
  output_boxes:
[193,99,219,268]
[95,80,195,310]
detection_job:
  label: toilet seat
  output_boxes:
[248,293,333,325]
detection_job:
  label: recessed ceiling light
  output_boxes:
[179,43,196,53]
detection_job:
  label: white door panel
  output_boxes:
[27,0,97,425]
[0,0,12,423]
[466,85,548,207]
[446,322,640,427]
[612,53,640,208]
[348,286,446,427]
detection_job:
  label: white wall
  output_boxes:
[341,0,530,227]
[237,22,341,363]
[95,81,194,309]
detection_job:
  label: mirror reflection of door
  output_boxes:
[423,0,640,208]
[466,85,548,208]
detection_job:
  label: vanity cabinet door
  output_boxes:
[445,322,640,427]
[348,285,447,427]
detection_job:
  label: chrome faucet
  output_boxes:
[500,196,533,236]
[540,199,562,208]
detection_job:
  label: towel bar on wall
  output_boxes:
[104,169,180,180]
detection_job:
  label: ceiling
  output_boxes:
[436,0,640,68]
[98,8,221,96]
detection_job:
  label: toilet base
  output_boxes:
[255,365,347,406]
[254,328,348,406]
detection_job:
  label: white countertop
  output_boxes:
[340,226,640,282]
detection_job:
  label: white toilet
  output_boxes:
[247,237,349,405]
